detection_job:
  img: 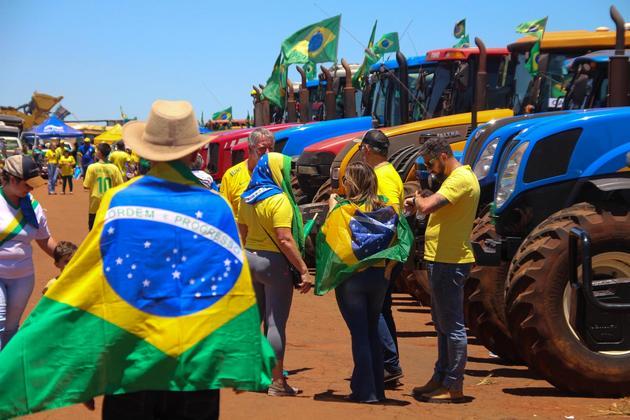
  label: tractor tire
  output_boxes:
[291,174,309,205]
[312,179,332,203]
[505,203,630,396]
[464,211,521,362]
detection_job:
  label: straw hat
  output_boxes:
[123,100,209,162]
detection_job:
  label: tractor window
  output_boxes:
[425,63,453,118]
[371,77,389,126]
[512,53,534,114]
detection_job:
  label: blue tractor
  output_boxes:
[471,9,630,395]
[458,7,630,363]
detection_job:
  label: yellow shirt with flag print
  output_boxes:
[238,194,293,253]
[374,162,404,211]
[424,165,480,264]
[219,160,251,221]
[83,162,124,214]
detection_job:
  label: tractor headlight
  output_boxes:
[331,167,340,180]
[495,141,528,209]
[472,137,500,179]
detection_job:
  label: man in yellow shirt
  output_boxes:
[83,143,124,230]
[357,129,404,385]
[219,128,274,220]
[108,141,131,178]
[404,137,480,403]
[44,141,59,195]
[58,149,76,194]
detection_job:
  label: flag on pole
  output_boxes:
[515,17,548,39]
[281,15,341,64]
[352,20,378,89]
[212,106,232,121]
[525,40,541,76]
[262,53,288,108]
[373,32,399,56]
[303,61,318,80]
[0,161,275,418]
[53,105,70,120]
[453,19,466,39]
[314,199,412,295]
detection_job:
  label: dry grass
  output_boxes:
[475,373,496,386]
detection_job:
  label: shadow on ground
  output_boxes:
[314,390,411,406]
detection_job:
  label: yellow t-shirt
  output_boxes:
[424,165,480,264]
[83,162,124,214]
[219,160,251,221]
[55,147,64,161]
[58,155,76,177]
[374,162,404,211]
[238,194,293,253]
[44,149,57,164]
[109,150,131,174]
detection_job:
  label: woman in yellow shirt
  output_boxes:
[238,152,312,397]
[58,149,76,194]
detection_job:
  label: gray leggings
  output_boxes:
[249,250,293,360]
[0,274,35,350]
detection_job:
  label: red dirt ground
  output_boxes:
[18,186,628,419]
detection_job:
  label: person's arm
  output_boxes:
[274,227,312,293]
[36,236,57,258]
[83,166,93,189]
[238,223,248,242]
[414,191,450,215]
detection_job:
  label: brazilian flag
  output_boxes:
[525,40,541,76]
[303,61,318,81]
[0,161,275,418]
[282,15,341,64]
[453,18,466,39]
[315,199,413,295]
[453,34,470,48]
[373,32,399,56]
[515,16,548,39]
[352,20,378,89]
[212,106,232,121]
[262,53,287,108]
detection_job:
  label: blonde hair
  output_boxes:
[343,162,385,210]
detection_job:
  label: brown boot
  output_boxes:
[420,387,465,404]
[412,379,442,397]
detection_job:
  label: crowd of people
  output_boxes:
[0,99,480,418]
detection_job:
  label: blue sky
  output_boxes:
[2,1,629,122]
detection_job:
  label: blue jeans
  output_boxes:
[380,263,403,374]
[0,274,35,350]
[47,164,58,193]
[426,261,471,392]
[335,267,388,402]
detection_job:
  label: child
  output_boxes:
[42,241,78,294]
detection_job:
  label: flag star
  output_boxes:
[201,277,206,282]
[223,259,231,266]
[226,266,231,272]
[211,292,217,296]
[189,279,195,285]
[105,267,111,272]
[181,256,187,262]
[115,257,123,265]
[193,235,198,239]
[195,210,203,219]
[144,241,151,249]
[171,264,176,269]
[127,273,133,279]
[195,292,201,298]
[125,254,130,258]
[166,257,171,262]
[223,272,228,278]
[233,259,238,264]
[211,277,216,281]
[172,270,181,279]
[107,227,115,235]
[173,248,179,254]
[143,279,150,287]
[211,285,218,291]
[131,264,137,270]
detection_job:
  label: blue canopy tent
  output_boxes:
[26,115,83,138]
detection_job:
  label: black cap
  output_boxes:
[3,155,46,188]
[356,129,389,154]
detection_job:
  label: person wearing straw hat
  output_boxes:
[0,155,56,350]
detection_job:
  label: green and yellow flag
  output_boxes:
[303,61,318,81]
[525,39,541,76]
[453,34,470,48]
[315,199,413,295]
[212,106,232,121]
[453,18,466,39]
[0,161,275,418]
[373,32,399,56]
[515,16,548,39]
[262,53,287,108]
[282,15,341,64]
[352,20,378,89]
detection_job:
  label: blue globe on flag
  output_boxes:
[349,207,397,260]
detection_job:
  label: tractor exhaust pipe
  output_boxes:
[296,66,311,122]
[608,5,629,107]
[252,86,263,126]
[321,65,336,120]
[396,51,410,124]
[286,78,297,122]
[253,85,270,126]
[472,37,488,130]
[341,59,357,118]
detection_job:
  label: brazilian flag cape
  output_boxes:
[315,199,413,295]
[0,161,275,418]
